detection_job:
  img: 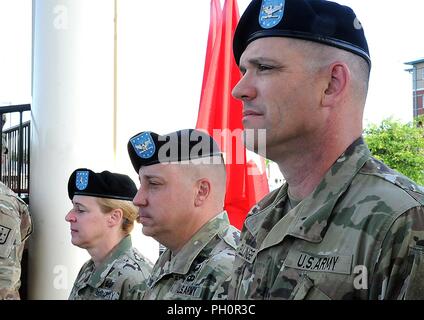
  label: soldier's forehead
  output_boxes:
[139,163,179,176]
[72,195,95,205]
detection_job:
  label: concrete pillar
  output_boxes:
[30,0,115,299]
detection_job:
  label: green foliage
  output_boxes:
[364,116,424,185]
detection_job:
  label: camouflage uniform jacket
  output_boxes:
[0,182,32,300]
[228,138,424,300]
[69,235,153,300]
[143,211,240,300]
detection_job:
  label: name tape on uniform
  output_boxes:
[284,250,353,275]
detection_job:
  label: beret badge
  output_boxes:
[75,170,89,191]
[130,132,156,159]
[259,0,285,29]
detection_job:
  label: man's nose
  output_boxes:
[133,188,147,207]
[65,210,76,222]
[232,74,257,101]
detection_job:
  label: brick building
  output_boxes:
[405,58,424,118]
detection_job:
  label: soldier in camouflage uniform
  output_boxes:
[0,181,32,300]
[227,0,424,299]
[66,168,153,300]
[0,122,32,300]
[127,129,240,299]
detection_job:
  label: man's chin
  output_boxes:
[243,128,267,156]
[71,239,85,249]
[141,226,154,237]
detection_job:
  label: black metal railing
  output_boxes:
[0,104,31,201]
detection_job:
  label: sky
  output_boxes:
[1,0,424,128]
[0,0,31,125]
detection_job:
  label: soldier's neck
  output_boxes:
[276,137,356,200]
[88,236,122,268]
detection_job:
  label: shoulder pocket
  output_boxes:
[0,214,19,258]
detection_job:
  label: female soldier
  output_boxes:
[66,168,152,300]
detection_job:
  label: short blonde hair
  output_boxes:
[96,197,138,235]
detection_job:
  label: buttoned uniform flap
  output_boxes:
[290,274,332,300]
[0,214,19,259]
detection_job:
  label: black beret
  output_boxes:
[68,168,137,201]
[127,129,222,173]
[233,0,370,66]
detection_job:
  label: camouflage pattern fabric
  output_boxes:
[0,182,32,300]
[228,138,424,300]
[142,211,240,300]
[69,235,153,300]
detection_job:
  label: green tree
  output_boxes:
[364,116,424,185]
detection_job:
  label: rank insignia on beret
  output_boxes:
[259,0,285,29]
[75,170,89,191]
[130,132,156,159]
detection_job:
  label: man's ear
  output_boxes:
[322,62,350,107]
[194,179,211,207]
[108,208,123,227]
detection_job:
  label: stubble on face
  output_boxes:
[237,38,329,160]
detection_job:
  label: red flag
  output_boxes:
[197,0,269,230]
[199,0,222,109]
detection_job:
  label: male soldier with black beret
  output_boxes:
[227,0,424,299]
[127,129,240,299]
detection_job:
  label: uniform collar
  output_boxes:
[148,211,230,285]
[87,235,133,287]
[247,138,370,250]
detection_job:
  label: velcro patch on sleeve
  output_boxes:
[0,214,19,258]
